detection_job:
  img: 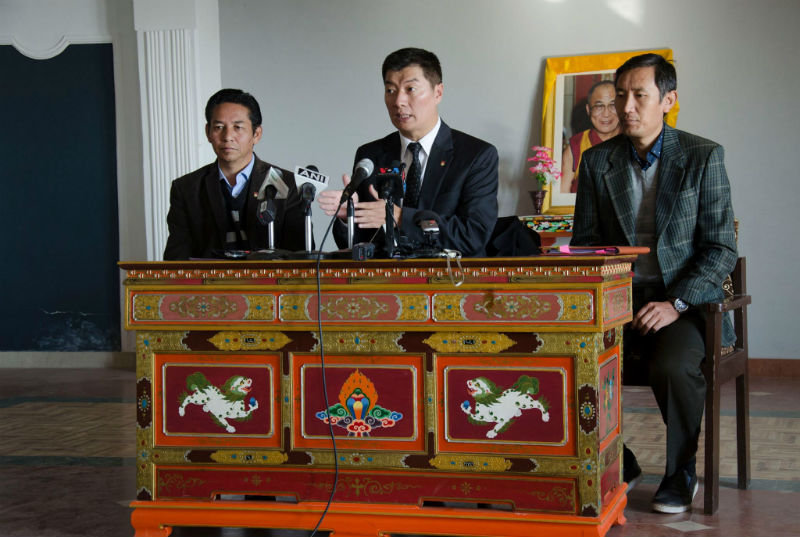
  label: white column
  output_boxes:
[134,0,220,260]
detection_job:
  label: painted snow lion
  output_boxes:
[178,372,258,433]
[460,375,550,438]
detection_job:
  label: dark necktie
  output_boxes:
[405,142,422,208]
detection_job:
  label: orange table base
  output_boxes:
[131,485,627,537]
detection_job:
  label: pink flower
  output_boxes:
[528,146,561,186]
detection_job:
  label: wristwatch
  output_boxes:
[671,297,689,313]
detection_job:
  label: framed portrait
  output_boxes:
[539,49,679,214]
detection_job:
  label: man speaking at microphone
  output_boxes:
[318,48,499,257]
[163,89,305,260]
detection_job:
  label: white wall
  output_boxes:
[2,0,797,361]
[219,0,799,360]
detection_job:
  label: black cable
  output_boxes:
[307,198,350,537]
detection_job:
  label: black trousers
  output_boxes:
[626,286,706,477]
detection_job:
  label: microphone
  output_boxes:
[413,210,443,228]
[375,160,405,201]
[257,167,289,200]
[414,210,443,249]
[294,165,330,208]
[294,165,329,252]
[257,167,289,226]
[339,158,374,203]
[378,161,405,175]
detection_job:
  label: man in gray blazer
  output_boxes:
[571,54,737,514]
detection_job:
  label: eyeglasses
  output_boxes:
[589,103,618,116]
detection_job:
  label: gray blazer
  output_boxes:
[571,124,737,344]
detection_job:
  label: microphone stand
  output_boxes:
[304,205,313,252]
[294,201,329,260]
[347,198,355,249]
[248,198,290,260]
[267,221,275,250]
[377,173,402,259]
[382,192,396,258]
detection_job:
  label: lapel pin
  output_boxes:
[440,160,446,166]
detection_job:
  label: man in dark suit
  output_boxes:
[318,48,498,257]
[163,89,304,260]
[571,54,737,513]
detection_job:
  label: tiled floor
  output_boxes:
[0,368,798,537]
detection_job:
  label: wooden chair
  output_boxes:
[622,257,752,515]
[701,256,751,514]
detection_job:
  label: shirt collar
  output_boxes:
[218,155,256,196]
[630,125,665,171]
[399,116,441,159]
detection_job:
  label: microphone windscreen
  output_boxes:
[354,158,374,179]
[258,167,290,200]
[413,210,442,226]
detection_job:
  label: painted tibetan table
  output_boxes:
[121,256,633,537]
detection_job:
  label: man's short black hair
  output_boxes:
[382,48,442,86]
[615,53,677,100]
[204,89,262,130]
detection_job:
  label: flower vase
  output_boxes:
[530,190,547,214]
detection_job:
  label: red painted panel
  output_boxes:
[153,353,281,449]
[597,348,620,451]
[292,354,426,452]
[601,456,622,505]
[437,355,576,456]
[154,466,578,513]
[160,294,249,321]
[603,284,630,324]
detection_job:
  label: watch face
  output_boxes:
[673,298,689,312]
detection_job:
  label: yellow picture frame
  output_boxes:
[539,49,679,214]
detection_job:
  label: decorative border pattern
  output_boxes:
[429,454,513,472]
[208,331,291,351]
[423,333,516,353]
[311,332,405,353]
[209,451,288,465]
[123,261,632,282]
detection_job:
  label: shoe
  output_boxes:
[623,445,642,492]
[651,467,698,514]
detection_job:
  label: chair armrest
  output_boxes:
[704,294,752,314]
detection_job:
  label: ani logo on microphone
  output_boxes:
[315,369,403,437]
[295,166,329,185]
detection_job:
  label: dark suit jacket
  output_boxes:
[571,124,737,344]
[163,156,305,260]
[335,121,499,257]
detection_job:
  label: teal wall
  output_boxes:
[0,44,120,350]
